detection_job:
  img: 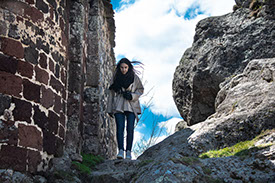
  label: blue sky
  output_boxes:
[110,0,235,157]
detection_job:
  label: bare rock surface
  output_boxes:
[172,6,275,126]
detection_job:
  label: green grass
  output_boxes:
[72,153,104,174]
[199,129,274,159]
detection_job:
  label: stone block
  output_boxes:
[0,21,7,35]
[39,53,47,69]
[24,43,39,64]
[53,94,62,113]
[68,62,82,93]
[58,124,65,139]
[60,17,65,32]
[22,30,32,45]
[49,58,55,73]
[41,86,54,108]
[0,94,11,115]
[18,124,42,151]
[50,75,62,93]
[0,119,18,146]
[8,24,20,40]
[16,16,24,23]
[55,137,64,157]
[0,145,27,172]
[0,53,18,74]
[1,1,25,18]
[17,60,33,79]
[43,130,56,155]
[61,86,67,100]
[33,105,48,130]
[27,150,41,173]
[0,37,24,59]
[62,100,66,114]
[48,110,59,134]
[61,31,68,52]
[3,9,16,22]
[59,112,65,126]
[36,37,49,54]
[26,0,35,5]
[55,63,60,78]
[86,61,99,87]
[61,67,67,84]
[24,6,43,23]
[35,65,49,85]
[0,71,22,97]
[23,79,41,102]
[36,0,49,14]
[52,51,64,65]
[50,6,54,20]
[12,97,32,123]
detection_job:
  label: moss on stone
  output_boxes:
[72,153,104,174]
[199,129,274,159]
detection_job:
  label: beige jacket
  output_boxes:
[107,74,144,118]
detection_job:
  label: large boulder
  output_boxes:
[172,7,275,126]
[142,58,275,160]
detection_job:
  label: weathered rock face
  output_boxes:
[142,58,275,160]
[172,2,275,125]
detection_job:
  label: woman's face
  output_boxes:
[120,63,129,75]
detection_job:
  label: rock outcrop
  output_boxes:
[172,1,275,126]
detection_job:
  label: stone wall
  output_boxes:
[82,0,116,159]
[0,0,116,173]
[0,0,68,173]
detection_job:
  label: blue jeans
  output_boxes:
[114,111,135,151]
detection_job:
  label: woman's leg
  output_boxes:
[125,112,136,151]
[114,112,125,151]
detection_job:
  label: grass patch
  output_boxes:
[199,129,274,159]
[72,153,104,174]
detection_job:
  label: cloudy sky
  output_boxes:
[110,0,235,156]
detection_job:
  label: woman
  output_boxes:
[107,58,144,160]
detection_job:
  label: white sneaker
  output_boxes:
[117,149,124,159]
[126,150,132,160]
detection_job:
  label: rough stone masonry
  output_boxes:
[0,0,116,173]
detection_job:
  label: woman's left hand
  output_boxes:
[123,91,132,100]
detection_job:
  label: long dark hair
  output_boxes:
[110,58,143,92]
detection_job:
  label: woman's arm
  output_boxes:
[131,75,144,102]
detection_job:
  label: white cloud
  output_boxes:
[133,130,144,146]
[113,0,235,117]
[158,117,182,135]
